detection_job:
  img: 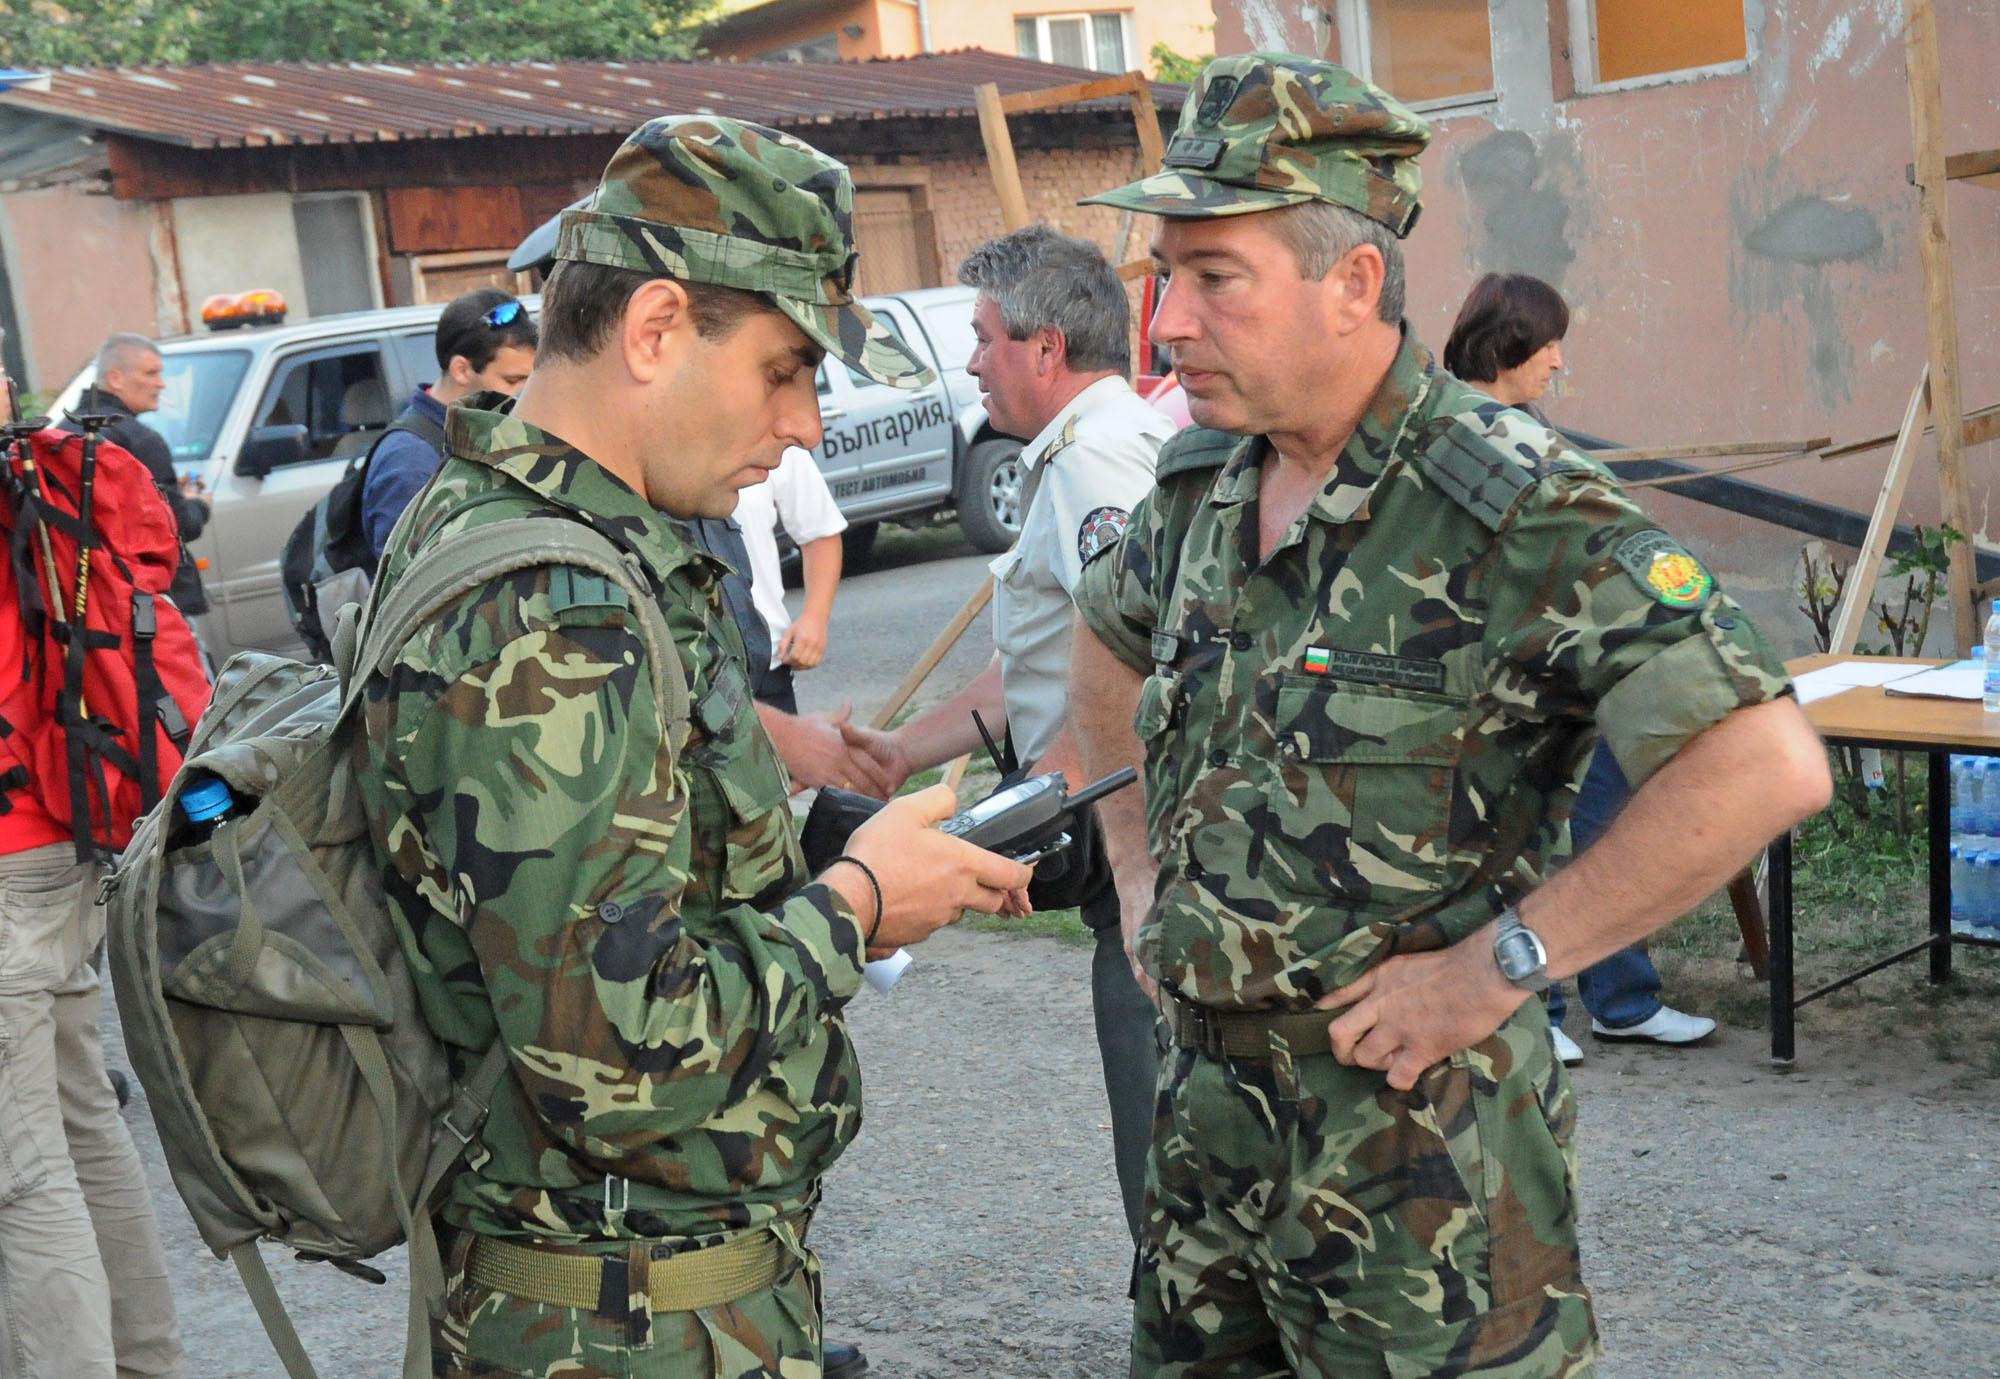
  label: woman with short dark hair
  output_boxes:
[1444,271,1719,1068]
[1442,271,1569,410]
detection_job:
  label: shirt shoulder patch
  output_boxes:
[1614,529,1715,608]
[1077,505,1131,564]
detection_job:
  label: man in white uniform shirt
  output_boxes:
[860,226,1175,1246]
[732,446,848,714]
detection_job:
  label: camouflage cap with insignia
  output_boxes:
[1080,53,1431,237]
[557,115,934,388]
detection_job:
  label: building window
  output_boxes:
[1569,0,1748,89]
[1334,0,1494,109]
[291,193,380,317]
[1015,12,1133,73]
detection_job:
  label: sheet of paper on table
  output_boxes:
[1882,659,1985,701]
[1792,659,1935,705]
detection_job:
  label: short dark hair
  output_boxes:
[1442,273,1570,383]
[535,261,768,365]
[434,287,539,373]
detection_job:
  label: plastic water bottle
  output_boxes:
[1977,852,2000,932]
[1985,600,2000,715]
[177,772,242,843]
[1972,760,1997,848]
[1951,757,1982,847]
[1950,843,1970,927]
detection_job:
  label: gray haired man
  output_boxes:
[69,334,211,620]
[856,224,1174,1244]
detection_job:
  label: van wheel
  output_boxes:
[958,438,1025,554]
[841,522,879,569]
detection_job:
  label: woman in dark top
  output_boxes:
[1442,270,1568,414]
[1444,271,1718,1065]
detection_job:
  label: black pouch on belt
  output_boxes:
[799,786,886,873]
[1026,799,1111,915]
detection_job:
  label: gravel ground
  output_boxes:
[114,924,2000,1379]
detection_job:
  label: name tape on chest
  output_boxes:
[1300,646,1447,692]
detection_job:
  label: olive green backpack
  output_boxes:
[104,515,686,1379]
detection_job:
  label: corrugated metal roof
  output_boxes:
[0,51,1183,150]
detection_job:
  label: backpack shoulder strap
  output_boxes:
[334,516,689,748]
[356,402,447,475]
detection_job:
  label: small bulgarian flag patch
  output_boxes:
[1303,647,1331,674]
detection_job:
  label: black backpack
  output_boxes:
[280,403,444,663]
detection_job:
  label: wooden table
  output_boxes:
[1771,654,2000,1063]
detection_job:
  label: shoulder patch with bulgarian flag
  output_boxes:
[1614,529,1714,608]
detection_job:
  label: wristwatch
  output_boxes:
[1491,908,1551,993]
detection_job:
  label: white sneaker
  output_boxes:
[1591,1005,1717,1046]
[1550,1026,1585,1065]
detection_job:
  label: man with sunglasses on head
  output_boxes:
[361,287,538,559]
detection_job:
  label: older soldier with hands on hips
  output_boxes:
[354,116,1030,1379]
[1067,55,1831,1378]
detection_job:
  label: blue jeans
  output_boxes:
[1545,744,1665,1032]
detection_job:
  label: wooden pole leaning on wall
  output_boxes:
[1829,370,1931,656]
[975,83,1033,232]
[1903,0,1982,651]
[978,71,1169,259]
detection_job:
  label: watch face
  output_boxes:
[1496,931,1540,981]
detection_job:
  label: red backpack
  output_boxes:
[0,421,213,858]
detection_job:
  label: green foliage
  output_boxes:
[1788,772,1930,930]
[1149,40,1207,85]
[1872,522,1964,659]
[0,0,719,67]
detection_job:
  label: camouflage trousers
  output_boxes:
[431,1222,824,1378]
[1133,1003,1598,1378]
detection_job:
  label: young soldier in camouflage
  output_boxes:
[1067,55,1833,1378]
[355,116,1031,1379]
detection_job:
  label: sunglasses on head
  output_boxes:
[481,300,526,328]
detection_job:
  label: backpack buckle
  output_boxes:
[96,871,118,906]
[602,1175,630,1231]
[441,1090,481,1146]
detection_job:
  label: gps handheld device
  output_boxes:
[934,768,1138,864]
[797,768,1138,873]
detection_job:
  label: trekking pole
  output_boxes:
[65,415,104,722]
[1,410,69,649]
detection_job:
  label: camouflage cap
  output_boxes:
[557,116,934,388]
[1080,54,1431,237]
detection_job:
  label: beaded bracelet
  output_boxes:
[833,855,884,948]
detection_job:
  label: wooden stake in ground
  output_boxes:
[1903,0,1982,650]
[1830,370,1931,657]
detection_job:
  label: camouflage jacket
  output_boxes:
[1074,330,1791,1011]
[356,401,867,1248]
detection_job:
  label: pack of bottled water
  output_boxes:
[1950,754,2000,933]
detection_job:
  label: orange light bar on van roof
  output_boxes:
[199,289,287,331]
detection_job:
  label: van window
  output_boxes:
[253,345,392,465]
[918,304,976,375]
[152,349,251,465]
[391,331,437,391]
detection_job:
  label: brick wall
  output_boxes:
[858,144,1149,281]
[856,144,1156,365]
